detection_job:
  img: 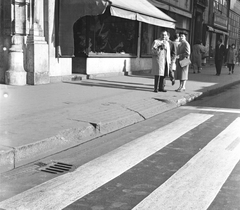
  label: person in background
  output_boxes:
[226,43,238,74]
[168,33,180,85]
[238,49,240,65]
[192,39,206,73]
[214,38,225,76]
[151,30,171,92]
[175,31,191,92]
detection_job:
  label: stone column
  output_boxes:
[26,0,49,85]
[5,0,28,86]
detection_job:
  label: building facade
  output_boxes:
[1,0,240,86]
[149,0,193,43]
[229,0,240,49]
[0,0,176,86]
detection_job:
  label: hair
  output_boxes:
[196,39,202,44]
[218,39,222,43]
[173,33,179,40]
[179,31,187,36]
[162,29,169,34]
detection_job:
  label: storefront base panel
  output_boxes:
[49,57,72,77]
[86,57,152,75]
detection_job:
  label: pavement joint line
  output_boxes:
[118,104,147,120]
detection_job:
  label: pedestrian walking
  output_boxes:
[226,44,238,74]
[175,32,191,92]
[238,49,240,65]
[192,39,206,73]
[151,30,171,92]
[214,38,225,76]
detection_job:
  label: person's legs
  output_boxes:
[159,76,167,92]
[169,69,175,85]
[193,63,196,74]
[198,66,202,73]
[218,60,223,75]
[232,64,235,73]
[215,61,219,75]
[175,80,183,91]
[182,80,186,90]
[228,64,232,74]
[154,75,159,92]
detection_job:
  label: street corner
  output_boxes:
[0,146,15,174]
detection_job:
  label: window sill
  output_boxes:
[87,52,137,58]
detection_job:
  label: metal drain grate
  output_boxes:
[35,161,75,174]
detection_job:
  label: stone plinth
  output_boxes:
[26,36,49,85]
[5,45,27,86]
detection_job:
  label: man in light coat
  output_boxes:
[151,30,171,92]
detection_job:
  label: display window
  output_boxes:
[141,23,154,56]
[73,11,138,57]
[140,23,172,57]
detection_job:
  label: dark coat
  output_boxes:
[215,44,225,62]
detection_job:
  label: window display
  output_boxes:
[141,23,154,56]
[73,12,137,56]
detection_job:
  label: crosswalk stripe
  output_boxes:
[180,106,240,114]
[0,113,212,210]
[133,117,240,210]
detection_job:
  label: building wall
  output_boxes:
[0,0,11,84]
[229,0,240,49]
[46,0,72,78]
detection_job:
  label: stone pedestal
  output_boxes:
[26,23,50,85]
[5,45,27,86]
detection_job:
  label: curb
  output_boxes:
[1,80,240,174]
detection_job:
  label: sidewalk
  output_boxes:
[1,65,240,173]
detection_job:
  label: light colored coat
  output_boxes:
[226,48,237,64]
[175,40,191,80]
[151,39,171,76]
[192,44,205,68]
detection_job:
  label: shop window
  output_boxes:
[141,23,154,56]
[73,12,138,57]
[140,23,176,57]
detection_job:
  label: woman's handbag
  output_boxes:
[179,58,191,67]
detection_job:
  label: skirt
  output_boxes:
[175,60,189,80]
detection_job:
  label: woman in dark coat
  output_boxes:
[175,32,191,92]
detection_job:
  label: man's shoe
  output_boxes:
[153,89,158,93]
[159,89,167,92]
[172,80,175,86]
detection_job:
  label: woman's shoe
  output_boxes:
[229,72,231,75]
[232,70,234,74]
[193,71,196,74]
[176,88,185,92]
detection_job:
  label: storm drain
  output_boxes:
[35,161,75,174]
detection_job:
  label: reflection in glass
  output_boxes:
[73,12,137,56]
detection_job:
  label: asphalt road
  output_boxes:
[189,83,240,109]
[0,84,240,209]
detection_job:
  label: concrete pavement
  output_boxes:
[0,65,240,173]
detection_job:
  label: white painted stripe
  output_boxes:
[0,113,212,210]
[133,117,240,210]
[180,106,240,114]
